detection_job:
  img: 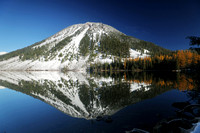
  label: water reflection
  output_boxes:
[0,71,198,121]
[122,72,198,91]
[0,71,200,132]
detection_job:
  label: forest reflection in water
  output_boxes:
[91,71,200,92]
[0,71,200,133]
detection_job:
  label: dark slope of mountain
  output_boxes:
[0,22,170,71]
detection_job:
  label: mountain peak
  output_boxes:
[85,21,99,23]
[62,22,123,36]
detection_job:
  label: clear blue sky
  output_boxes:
[0,0,200,52]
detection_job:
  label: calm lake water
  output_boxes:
[0,71,199,133]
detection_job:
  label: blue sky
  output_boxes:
[0,0,200,52]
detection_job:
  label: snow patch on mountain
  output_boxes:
[0,56,61,71]
[130,49,150,58]
[0,52,7,55]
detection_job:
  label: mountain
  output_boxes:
[0,22,170,71]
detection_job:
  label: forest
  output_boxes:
[89,50,200,72]
[89,36,200,72]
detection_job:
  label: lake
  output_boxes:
[0,71,200,133]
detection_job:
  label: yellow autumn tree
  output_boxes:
[177,50,186,68]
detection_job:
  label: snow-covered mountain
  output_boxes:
[0,22,169,71]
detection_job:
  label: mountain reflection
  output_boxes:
[0,71,198,119]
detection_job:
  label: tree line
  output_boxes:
[89,50,200,72]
